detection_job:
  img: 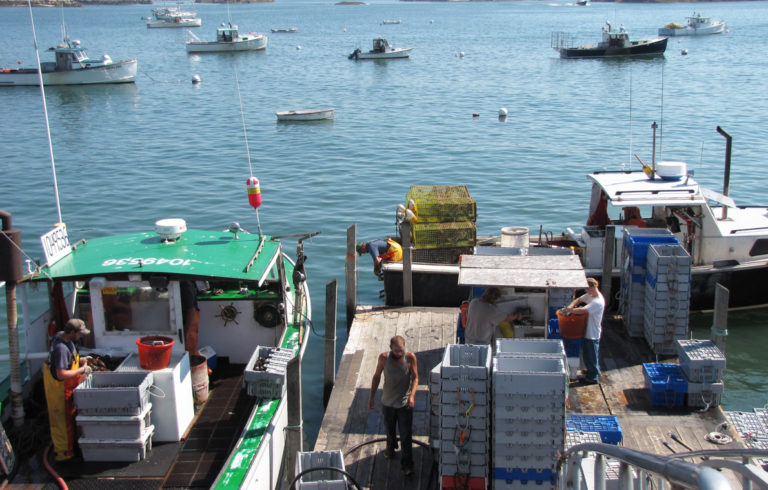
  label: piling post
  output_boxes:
[711,283,729,354]
[0,210,25,427]
[399,221,413,306]
[323,280,337,407]
[285,356,303,485]
[345,224,357,325]
[600,225,615,310]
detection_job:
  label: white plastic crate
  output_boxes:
[439,406,489,428]
[440,426,488,444]
[441,344,491,380]
[295,450,347,489]
[493,357,567,395]
[440,402,489,420]
[79,425,154,462]
[676,340,726,383]
[495,339,566,362]
[492,427,566,445]
[493,442,561,461]
[440,377,489,395]
[687,381,724,408]
[76,402,152,440]
[74,371,154,416]
[441,449,488,467]
[493,395,565,421]
[440,438,487,455]
[440,389,489,406]
[243,345,293,399]
[440,463,488,479]
[566,431,602,448]
[430,363,441,389]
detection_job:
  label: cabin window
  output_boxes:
[98,282,171,333]
[749,239,768,257]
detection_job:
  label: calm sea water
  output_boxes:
[1,0,768,446]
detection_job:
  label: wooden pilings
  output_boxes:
[399,221,413,306]
[284,356,302,485]
[711,283,729,354]
[323,280,337,407]
[601,225,615,309]
[345,224,357,325]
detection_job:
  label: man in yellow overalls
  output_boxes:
[356,239,403,276]
[43,318,92,461]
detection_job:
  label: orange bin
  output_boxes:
[556,310,587,339]
[136,336,175,370]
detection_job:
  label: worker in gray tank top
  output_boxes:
[369,335,419,476]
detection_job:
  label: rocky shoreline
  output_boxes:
[0,0,276,5]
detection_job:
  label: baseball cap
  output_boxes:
[356,242,366,255]
[64,318,90,335]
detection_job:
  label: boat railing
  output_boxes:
[551,31,574,50]
[560,443,768,489]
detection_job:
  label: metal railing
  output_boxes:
[560,443,768,490]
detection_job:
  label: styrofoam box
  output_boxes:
[441,344,491,380]
[493,357,567,395]
[74,371,153,416]
[295,450,347,489]
[676,339,726,383]
[76,402,152,440]
[79,425,154,462]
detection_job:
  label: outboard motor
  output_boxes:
[348,48,361,60]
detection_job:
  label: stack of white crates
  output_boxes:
[73,371,155,462]
[619,228,678,338]
[429,363,441,449]
[492,341,567,490]
[295,450,347,489]
[438,344,491,490]
[645,244,691,355]
[676,339,726,408]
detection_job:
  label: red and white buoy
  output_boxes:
[246,176,262,209]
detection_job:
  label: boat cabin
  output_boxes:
[52,40,109,71]
[372,37,391,53]
[601,21,629,48]
[217,25,240,42]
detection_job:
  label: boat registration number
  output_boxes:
[101,258,196,267]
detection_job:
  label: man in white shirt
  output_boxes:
[565,278,605,385]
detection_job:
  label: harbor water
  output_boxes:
[1,0,768,448]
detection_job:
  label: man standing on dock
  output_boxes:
[369,335,418,476]
[565,277,605,385]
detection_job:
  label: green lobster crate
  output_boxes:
[412,247,474,264]
[412,222,476,249]
[406,186,476,223]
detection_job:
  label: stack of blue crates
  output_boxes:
[644,244,691,355]
[438,344,491,489]
[619,228,679,338]
[566,414,623,444]
[676,340,725,408]
[642,363,687,407]
[492,341,567,489]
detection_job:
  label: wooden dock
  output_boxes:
[315,307,745,489]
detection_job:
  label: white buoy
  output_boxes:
[681,49,688,55]
[429,19,434,24]
[297,45,302,50]
[499,107,508,117]
[192,74,201,84]
[459,51,465,58]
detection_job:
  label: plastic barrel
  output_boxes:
[190,354,209,403]
[136,336,174,370]
[501,226,529,248]
[556,310,587,339]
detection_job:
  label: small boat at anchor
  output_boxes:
[0,37,137,86]
[186,24,268,53]
[271,27,299,33]
[659,12,726,37]
[147,16,202,28]
[552,21,667,59]
[381,19,401,25]
[348,37,413,60]
[276,108,334,121]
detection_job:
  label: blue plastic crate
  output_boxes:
[642,363,687,407]
[626,236,679,268]
[493,467,556,484]
[561,337,582,357]
[456,314,465,343]
[566,414,622,444]
[547,318,561,340]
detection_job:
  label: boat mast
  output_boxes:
[30,0,63,225]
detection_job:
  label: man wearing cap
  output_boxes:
[357,239,403,276]
[43,318,92,461]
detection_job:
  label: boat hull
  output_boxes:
[147,19,201,28]
[0,59,138,86]
[276,108,334,121]
[559,37,668,58]
[186,36,268,53]
[658,22,725,36]
[355,47,413,59]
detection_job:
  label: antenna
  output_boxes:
[29,0,63,225]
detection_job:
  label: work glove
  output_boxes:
[83,365,93,376]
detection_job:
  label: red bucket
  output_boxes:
[556,310,587,339]
[136,336,175,370]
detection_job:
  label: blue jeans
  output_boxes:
[582,338,600,381]
[383,405,413,470]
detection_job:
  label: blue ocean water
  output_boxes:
[1,0,767,446]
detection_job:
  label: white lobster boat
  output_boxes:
[659,12,726,37]
[147,16,202,28]
[275,108,334,121]
[349,37,413,60]
[186,24,268,53]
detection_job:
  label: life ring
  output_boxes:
[705,431,732,445]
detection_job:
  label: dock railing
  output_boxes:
[560,443,768,489]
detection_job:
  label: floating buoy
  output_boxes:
[246,176,262,210]
[297,45,302,50]
[499,107,508,117]
[429,19,434,24]
[472,113,479,118]
[459,51,465,58]
[725,29,729,34]
[192,74,201,84]
[343,27,347,32]
[681,49,688,56]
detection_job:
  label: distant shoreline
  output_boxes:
[0,0,749,5]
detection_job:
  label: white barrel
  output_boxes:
[501,226,529,248]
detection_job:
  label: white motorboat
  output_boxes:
[0,38,137,86]
[659,12,726,36]
[381,19,401,25]
[276,108,334,121]
[271,27,299,33]
[147,16,202,28]
[152,6,197,21]
[186,24,268,53]
[349,37,413,60]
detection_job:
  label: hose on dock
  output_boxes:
[43,443,68,490]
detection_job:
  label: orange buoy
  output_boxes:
[246,176,262,209]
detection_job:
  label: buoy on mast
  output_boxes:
[246,176,262,209]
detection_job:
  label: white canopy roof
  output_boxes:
[588,171,709,207]
[458,255,588,289]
